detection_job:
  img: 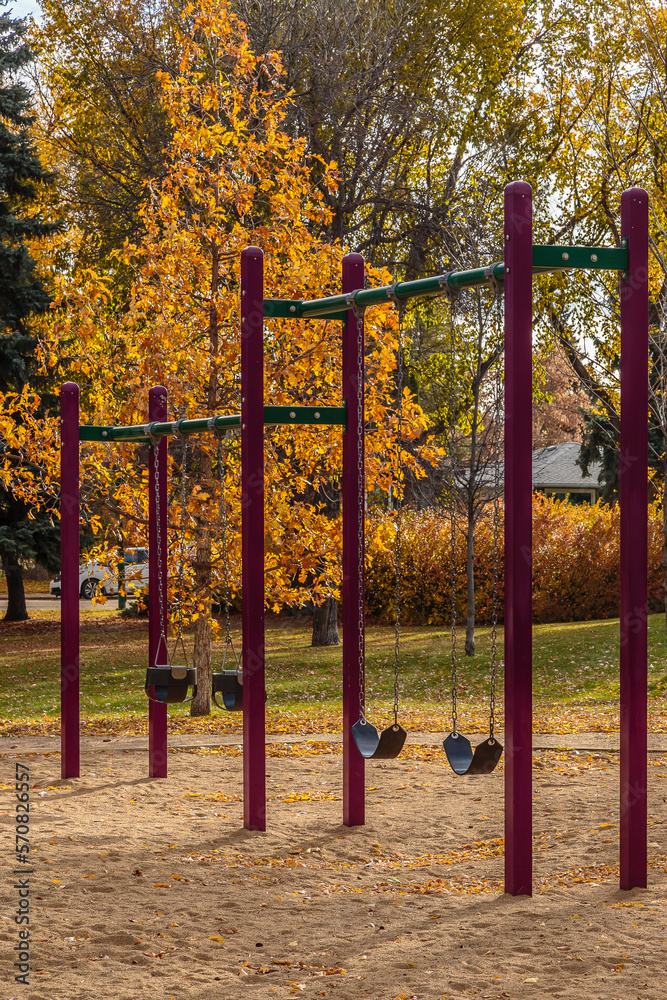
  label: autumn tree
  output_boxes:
[521,0,667,627]
[32,0,183,271]
[0,1,62,622]
[532,347,588,448]
[232,1,625,657]
[3,0,430,714]
[236,0,596,278]
[407,185,505,656]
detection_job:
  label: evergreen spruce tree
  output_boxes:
[0,1,61,621]
[578,344,666,504]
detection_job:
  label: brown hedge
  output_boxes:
[365,494,664,624]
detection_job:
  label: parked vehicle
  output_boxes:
[50,548,149,599]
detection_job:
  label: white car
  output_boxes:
[50,548,149,599]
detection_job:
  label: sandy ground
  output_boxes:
[2,739,667,1000]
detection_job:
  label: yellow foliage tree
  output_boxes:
[2,0,434,713]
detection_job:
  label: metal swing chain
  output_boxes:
[217,431,239,670]
[448,296,458,735]
[152,436,168,665]
[488,295,503,741]
[392,298,405,727]
[217,435,232,639]
[172,427,189,665]
[354,303,367,724]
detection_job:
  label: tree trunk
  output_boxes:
[1,552,28,622]
[311,596,339,646]
[663,474,667,635]
[190,529,212,715]
[464,529,475,656]
[190,227,220,716]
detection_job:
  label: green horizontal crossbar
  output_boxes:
[532,244,627,271]
[264,244,628,319]
[79,405,346,443]
[264,299,347,320]
[263,405,346,426]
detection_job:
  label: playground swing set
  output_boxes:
[443,283,505,776]
[211,431,244,712]
[144,428,197,705]
[59,182,649,898]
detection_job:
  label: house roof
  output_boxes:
[532,441,602,490]
[456,440,602,493]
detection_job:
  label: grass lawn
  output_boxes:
[1,610,666,736]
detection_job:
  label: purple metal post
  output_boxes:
[342,252,366,826]
[60,382,80,779]
[619,187,649,890]
[241,246,266,831]
[503,181,534,896]
[148,385,169,779]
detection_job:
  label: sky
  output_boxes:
[8,0,41,21]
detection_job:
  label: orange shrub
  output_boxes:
[365,494,664,624]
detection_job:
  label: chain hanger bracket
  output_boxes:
[386,282,404,310]
[346,290,366,319]
[438,271,458,303]
[144,422,162,448]
[484,262,504,295]
[172,418,188,441]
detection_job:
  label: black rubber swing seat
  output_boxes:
[443,732,503,775]
[145,666,197,704]
[212,670,243,712]
[352,719,407,760]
